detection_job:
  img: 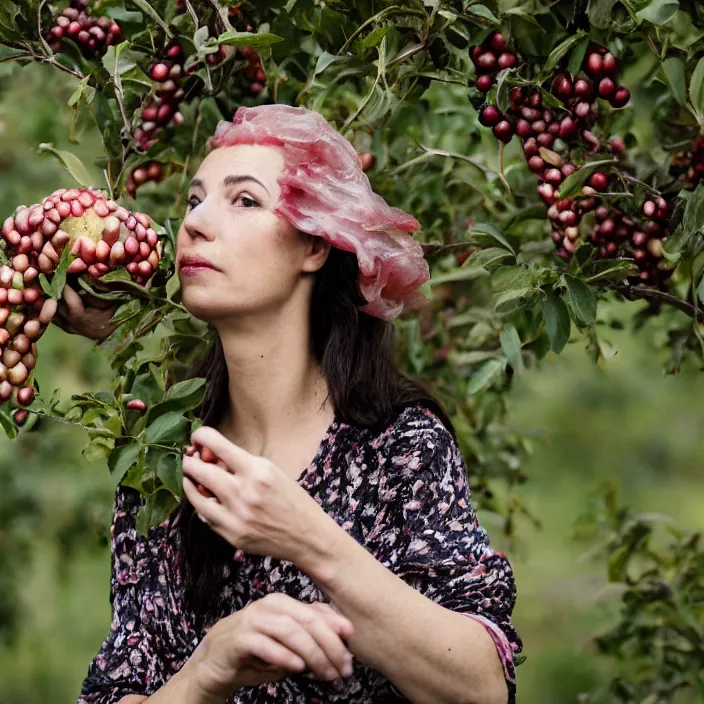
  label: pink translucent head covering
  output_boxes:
[208,105,430,321]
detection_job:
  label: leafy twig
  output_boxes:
[0,50,83,80]
[497,142,513,200]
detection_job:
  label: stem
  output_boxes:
[620,173,662,197]
[0,51,83,80]
[610,284,704,323]
[498,142,513,200]
[417,143,489,176]
[386,42,426,70]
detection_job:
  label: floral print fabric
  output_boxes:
[78,404,521,704]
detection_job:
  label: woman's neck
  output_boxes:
[214,312,333,458]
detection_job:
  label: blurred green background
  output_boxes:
[1,63,702,704]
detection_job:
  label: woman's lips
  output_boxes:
[178,256,218,277]
[180,264,216,277]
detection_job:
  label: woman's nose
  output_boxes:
[183,203,215,241]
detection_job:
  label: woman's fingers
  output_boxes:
[60,283,85,316]
[246,633,307,673]
[261,614,345,681]
[308,601,355,639]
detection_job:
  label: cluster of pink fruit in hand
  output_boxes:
[46,0,123,58]
[0,187,162,412]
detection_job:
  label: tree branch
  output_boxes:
[611,284,704,323]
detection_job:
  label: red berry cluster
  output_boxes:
[47,0,123,58]
[0,188,162,409]
[472,37,671,284]
[470,31,518,99]
[238,44,267,96]
[126,162,165,200]
[135,45,186,152]
[672,133,704,188]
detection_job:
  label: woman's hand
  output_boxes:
[181,426,335,566]
[191,593,355,699]
[53,284,120,341]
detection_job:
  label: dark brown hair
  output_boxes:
[171,244,454,627]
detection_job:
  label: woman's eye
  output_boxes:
[235,195,260,208]
[185,195,201,212]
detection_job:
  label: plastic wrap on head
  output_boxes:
[209,105,429,321]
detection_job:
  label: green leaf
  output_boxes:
[683,183,704,235]
[491,265,535,293]
[500,324,524,372]
[689,57,704,118]
[163,377,207,406]
[102,42,142,79]
[430,265,489,285]
[607,545,630,582]
[108,443,141,481]
[542,32,586,78]
[495,68,513,114]
[565,275,597,325]
[542,293,571,353]
[51,240,74,300]
[557,160,614,200]
[216,31,284,50]
[470,247,514,269]
[662,57,687,106]
[145,411,190,445]
[567,37,589,77]
[128,0,172,37]
[109,299,142,325]
[467,358,506,396]
[468,223,515,254]
[38,273,54,298]
[466,4,499,23]
[0,405,18,440]
[494,287,540,313]
[156,452,183,496]
[636,0,679,25]
[136,489,179,535]
[37,143,95,188]
[359,26,392,52]
[587,0,618,29]
[314,51,340,76]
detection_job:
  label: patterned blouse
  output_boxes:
[78,404,522,703]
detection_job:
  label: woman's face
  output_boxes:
[176,144,328,323]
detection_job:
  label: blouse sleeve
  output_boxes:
[364,407,522,703]
[77,484,190,703]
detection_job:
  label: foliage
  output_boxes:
[1,0,704,700]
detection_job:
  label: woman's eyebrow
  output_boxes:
[223,174,270,195]
[188,178,205,191]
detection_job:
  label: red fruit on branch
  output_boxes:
[476,52,498,71]
[586,53,603,76]
[588,172,608,191]
[602,53,617,74]
[493,121,514,143]
[476,75,494,93]
[489,32,506,52]
[610,87,630,108]
[150,63,170,82]
[598,78,616,98]
[498,53,517,70]
[574,79,592,98]
[126,399,147,412]
[479,105,502,127]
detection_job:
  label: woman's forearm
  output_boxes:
[300,517,508,704]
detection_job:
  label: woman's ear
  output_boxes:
[302,234,331,273]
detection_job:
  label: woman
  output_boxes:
[71,105,521,704]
